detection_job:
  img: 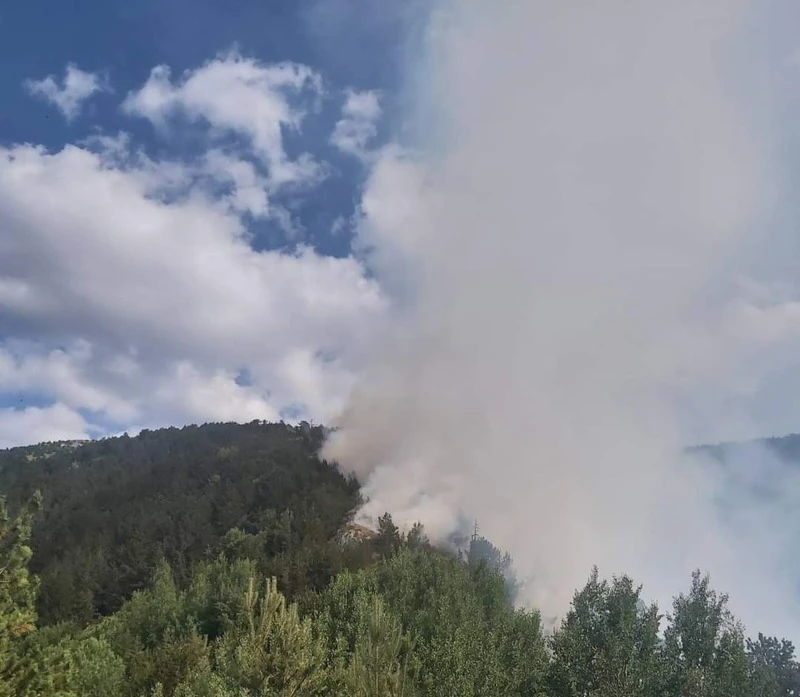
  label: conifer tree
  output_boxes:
[0,492,43,696]
[347,595,417,697]
[215,576,336,696]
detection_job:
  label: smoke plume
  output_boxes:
[324,0,800,638]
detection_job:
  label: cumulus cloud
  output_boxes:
[25,64,109,121]
[0,404,91,449]
[330,90,382,160]
[123,51,324,188]
[0,341,137,422]
[0,141,383,427]
[324,0,800,639]
[0,55,387,449]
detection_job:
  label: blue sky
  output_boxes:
[0,0,430,446]
[0,0,421,257]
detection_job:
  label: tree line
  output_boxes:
[0,421,798,695]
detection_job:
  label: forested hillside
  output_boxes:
[1,422,799,696]
[0,421,361,626]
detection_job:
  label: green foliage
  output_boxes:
[347,596,417,697]
[0,493,39,644]
[213,576,338,696]
[0,423,796,696]
[0,422,360,625]
[548,568,662,697]
[319,546,548,696]
[63,635,127,697]
[0,492,44,696]
[747,633,800,696]
[374,512,402,557]
[663,570,751,697]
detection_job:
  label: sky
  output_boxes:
[0,0,429,446]
[2,0,799,448]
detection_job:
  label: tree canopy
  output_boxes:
[0,421,797,696]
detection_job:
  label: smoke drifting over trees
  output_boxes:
[324,0,800,638]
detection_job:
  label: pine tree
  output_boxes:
[0,492,43,696]
[347,595,417,697]
[215,576,337,696]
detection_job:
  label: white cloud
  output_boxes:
[0,341,137,422]
[330,89,382,159]
[0,138,384,437]
[82,134,272,221]
[25,64,108,122]
[202,150,271,218]
[123,51,324,187]
[151,362,282,424]
[1,53,387,447]
[0,404,90,450]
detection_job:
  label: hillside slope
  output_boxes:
[0,421,360,625]
[2,424,800,696]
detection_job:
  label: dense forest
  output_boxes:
[1,421,799,696]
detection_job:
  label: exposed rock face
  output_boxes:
[336,521,376,545]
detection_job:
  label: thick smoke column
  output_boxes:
[325,0,800,636]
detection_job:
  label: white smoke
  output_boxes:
[325,0,800,638]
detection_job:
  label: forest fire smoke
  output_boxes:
[324,0,800,637]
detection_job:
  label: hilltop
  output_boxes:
[0,420,362,625]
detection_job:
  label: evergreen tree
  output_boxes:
[214,576,337,696]
[347,595,417,697]
[374,513,402,558]
[0,492,44,696]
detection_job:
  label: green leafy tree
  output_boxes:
[467,530,519,601]
[98,560,209,696]
[746,633,800,697]
[322,547,547,697]
[63,635,127,697]
[405,522,429,549]
[663,570,750,697]
[0,493,39,642]
[0,422,359,626]
[549,568,662,697]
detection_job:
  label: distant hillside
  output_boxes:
[687,433,800,465]
[0,420,362,625]
[690,432,800,465]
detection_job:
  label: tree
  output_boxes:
[214,576,337,695]
[0,492,43,696]
[548,568,662,697]
[467,533,511,576]
[467,530,518,601]
[747,633,800,697]
[63,636,127,697]
[0,422,360,626]
[663,570,750,697]
[374,513,401,558]
[405,523,429,549]
[347,596,417,697]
